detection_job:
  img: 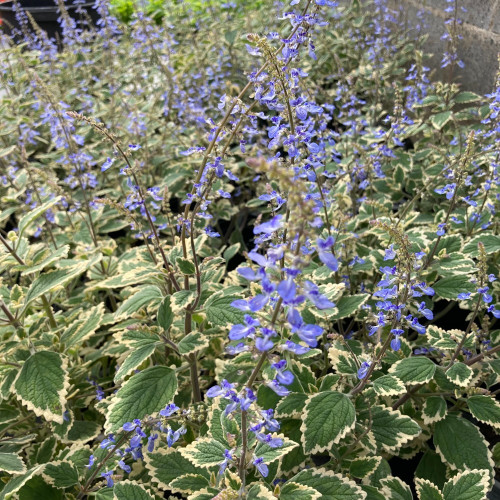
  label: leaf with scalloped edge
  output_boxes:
[42,461,79,488]
[247,484,274,499]
[463,233,500,257]
[329,294,369,320]
[422,396,447,425]
[0,464,45,499]
[380,476,413,499]
[361,406,421,453]
[328,343,358,376]
[180,438,227,468]
[467,395,500,429]
[61,303,105,348]
[14,351,69,424]
[17,196,62,238]
[389,357,436,384]
[434,414,493,475]
[301,391,356,454]
[178,331,209,355]
[114,285,163,320]
[373,375,406,396]
[279,482,321,500]
[114,342,160,383]
[415,478,444,500]
[349,456,381,479]
[113,480,155,500]
[168,474,209,495]
[276,393,309,418]
[290,468,367,499]
[442,469,490,500]
[255,436,298,465]
[445,362,473,387]
[0,453,26,474]
[105,366,177,433]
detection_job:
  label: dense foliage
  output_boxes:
[0,0,499,498]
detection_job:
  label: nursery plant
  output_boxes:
[0,0,499,499]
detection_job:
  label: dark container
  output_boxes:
[0,1,99,41]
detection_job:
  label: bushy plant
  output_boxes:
[0,0,499,499]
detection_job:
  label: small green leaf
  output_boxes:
[177,258,196,275]
[61,303,105,348]
[380,476,413,499]
[14,351,68,424]
[0,453,26,474]
[329,294,369,320]
[422,396,447,425]
[415,478,444,500]
[430,111,452,130]
[105,366,177,433]
[169,474,209,494]
[115,286,163,319]
[205,290,245,327]
[43,461,79,488]
[389,357,436,384]
[178,331,209,355]
[158,296,174,331]
[18,197,61,239]
[467,395,500,430]
[279,482,321,500]
[255,437,298,465]
[432,276,476,300]
[113,480,155,500]
[454,91,481,104]
[180,438,226,468]
[301,392,356,454]
[442,469,490,500]
[223,243,240,262]
[372,375,406,396]
[415,451,447,489]
[0,465,45,499]
[114,343,159,382]
[276,393,309,418]
[462,233,500,257]
[349,457,381,479]
[445,363,473,387]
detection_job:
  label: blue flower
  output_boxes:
[317,236,339,271]
[254,215,283,235]
[357,360,372,379]
[118,459,131,474]
[101,470,114,488]
[384,244,396,261]
[159,403,179,417]
[219,449,233,475]
[85,454,95,469]
[253,457,269,477]
[128,144,141,151]
[101,157,115,171]
[457,292,471,300]
[266,379,290,396]
[166,426,186,448]
[417,302,433,320]
[229,315,260,340]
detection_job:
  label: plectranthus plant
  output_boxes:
[0,0,499,499]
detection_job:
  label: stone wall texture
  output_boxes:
[385,0,500,94]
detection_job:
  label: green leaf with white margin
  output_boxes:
[105,366,177,433]
[360,485,386,500]
[301,391,356,454]
[205,288,245,327]
[169,474,210,494]
[329,294,369,320]
[467,395,500,430]
[61,303,105,348]
[422,396,447,425]
[454,91,481,104]
[115,285,163,320]
[113,480,155,500]
[432,276,476,300]
[362,406,421,453]
[42,461,79,488]
[349,456,381,479]
[442,469,490,500]
[176,258,195,275]
[373,375,406,396]
[255,436,298,464]
[178,331,209,355]
[17,196,61,239]
[415,478,444,500]
[434,414,493,474]
[24,255,101,307]
[276,393,309,418]
[0,464,44,500]
[14,351,68,424]
[180,438,227,468]
[328,342,358,376]
[247,484,274,499]
[223,243,240,262]
[462,233,500,257]
[430,111,452,130]
[389,357,436,384]
[445,362,473,387]
[279,482,321,500]
[380,476,413,500]
[12,245,69,275]
[290,468,366,499]
[157,296,173,331]
[114,341,160,382]
[0,453,26,474]
[144,449,208,491]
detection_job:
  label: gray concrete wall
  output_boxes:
[387,0,500,94]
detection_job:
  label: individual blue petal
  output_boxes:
[277,278,296,302]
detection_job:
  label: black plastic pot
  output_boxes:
[0,1,99,41]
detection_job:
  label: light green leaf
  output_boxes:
[180,438,226,468]
[0,453,26,474]
[114,343,159,382]
[301,392,356,454]
[422,396,447,425]
[14,351,68,424]
[373,375,406,396]
[61,303,105,348]
[290,468,367,499]
[430,111,452,130]
[462,233,500,257]
[115,286,163,319]
[43,461,79,488]
[279,482,321,500]
[13,245,70,275]
[113,480,155,500]
[389,357,436,384]
[349,457,381,479]
[442,469,490,500]
[178,331,209,355]
[329,294,369,320]
[432,276,476,300]
[380,476,413,500]
[18,197,61,239]
[434,414,493,474]
[445,362,473,387]
[105,366,177,433]
[454,91,481,104]
[157,296,173,331]
[467,395,500,430]
[415,478,444,500]
[177,258,195,275]
[169,474,209,494]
